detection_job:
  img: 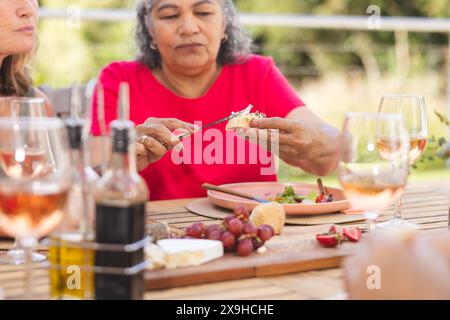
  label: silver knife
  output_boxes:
[178,104,253,140]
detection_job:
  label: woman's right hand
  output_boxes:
[135,118,197,171]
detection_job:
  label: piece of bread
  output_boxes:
[250,202,286,235]
[226,111,266,130]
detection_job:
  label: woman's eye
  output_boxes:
[196,12,213,16]
[161,15,178,20]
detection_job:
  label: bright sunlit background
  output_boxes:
[35,0,450,185]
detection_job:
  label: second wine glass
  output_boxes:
[377,95,428,230]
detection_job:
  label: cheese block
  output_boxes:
[145,243,165,270]
[156,239,224,269]
[226,111,266,130]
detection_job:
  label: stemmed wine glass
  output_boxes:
[338,112,410,234]
[0,97,50,264]
[0,117,70,298]
[377,95,428,229]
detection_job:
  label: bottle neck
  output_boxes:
[69,146,85,171]
[108,143,137,174]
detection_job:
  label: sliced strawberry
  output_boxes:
[315,194,328,204]
[329,225,341,234]
[343,227,362,242]
[316,233,342,248]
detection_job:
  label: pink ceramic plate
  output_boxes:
[207,182,351,215]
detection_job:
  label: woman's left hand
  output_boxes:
[238,107,340,176]
[240,117,313,165]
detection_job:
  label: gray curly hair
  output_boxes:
[136,0,254,69]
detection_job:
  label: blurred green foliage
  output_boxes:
[33,0,449,175]
[34,0,450,85]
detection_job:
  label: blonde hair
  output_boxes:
[0,53,32,96]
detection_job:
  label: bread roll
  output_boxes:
[250,202,286,235]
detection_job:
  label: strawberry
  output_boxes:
[343,227,362,242]
[329,225,342,235]
[316,233,342,248]
[315,194,328,204]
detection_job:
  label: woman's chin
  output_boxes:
[12,42,35,55]
[174,57,215,73]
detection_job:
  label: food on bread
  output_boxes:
[226,110,266,130]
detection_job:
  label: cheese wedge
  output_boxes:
[226,111,266,130]
[156,239,224,269]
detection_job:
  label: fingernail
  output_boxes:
[250,121,258,127]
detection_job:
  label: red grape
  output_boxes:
[257,225,274,242]
[205,224,221,237]
[223,215,236,227]
[233,205,250,221]
[207,229,223,241]
[242,222,257,236]
[237,238,254,257]
[221,231,236,251]
[227,218,244,236]
[186,222,205,238]
[252,237,265,250]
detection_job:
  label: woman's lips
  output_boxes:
[15,26,35,34]
[176,43,203,50]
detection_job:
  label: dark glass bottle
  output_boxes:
[94,83,149,300]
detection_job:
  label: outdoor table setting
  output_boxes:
[0,85,450,300]
[0,180,448,300]
[3,0,450,305]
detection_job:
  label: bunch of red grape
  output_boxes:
[185,205,275,257]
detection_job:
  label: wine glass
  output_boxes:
[0,97,51,265]
[0,117,70,298]
[338,112,410,234]
[377,95,428,229]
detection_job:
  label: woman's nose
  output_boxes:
[179,15,200,36]
[16,0,37,19]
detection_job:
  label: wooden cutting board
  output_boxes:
[144,224,364,290]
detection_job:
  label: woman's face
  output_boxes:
[149,0,226,74]
[0,0,39,59]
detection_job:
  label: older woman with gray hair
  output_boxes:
[91,0,340,201]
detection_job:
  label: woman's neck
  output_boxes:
[156,62,221,99]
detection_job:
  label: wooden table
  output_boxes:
[143,180,449,300]
[0,180,448,300]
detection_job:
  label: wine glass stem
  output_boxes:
[19,237,37,300]
[365,211,378,239]
[394,196,403,220]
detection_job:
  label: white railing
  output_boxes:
[38,9,450,112]
[39,9,450,32]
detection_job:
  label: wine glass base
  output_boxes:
[0,249,47,265]
[377,218,419,231]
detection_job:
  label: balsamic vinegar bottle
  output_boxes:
[94,83,149,300]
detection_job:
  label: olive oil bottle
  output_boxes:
[49,85,98,300]
[94,83,149,300]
